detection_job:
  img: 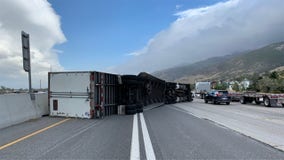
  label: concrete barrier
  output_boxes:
[0,93,49,129]
[0,95,11,129]
[33,93,49,117]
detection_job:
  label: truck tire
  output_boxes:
[240,97,246,104]
[226,102,230,105]
[264,97,271,107]
[122,75,143,85]
[125,104,137,115]
[125,109,137,115]
[247,99,253,103]
[126,104,137,110]
[205,100,208,103]
[137,104,143,113]
[137,108,143,113]
[255,98,261,105]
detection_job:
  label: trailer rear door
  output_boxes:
[49,72,91,118]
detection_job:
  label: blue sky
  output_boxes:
[1,0,284,88]
[47,0,225,71]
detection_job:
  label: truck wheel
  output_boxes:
[125,105,134,110]
[126,109,137,115]
[205,100,208,103]
[226,102,230,105]
[137,108,143,113]
[125,104,137,115]
[137,104,143,113]
[122,75,143,85]
[240,97,246,104]
[247,99,253,103]
[264,97,271,107]
[255,98,261,105]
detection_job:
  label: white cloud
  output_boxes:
[175,4,183,10]
[112,0,284,75]
[0,0,66,88]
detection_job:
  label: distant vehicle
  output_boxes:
[204,90,231,105]
[229,92,242,102]
[195,81,211,99]
[240,91,284,107]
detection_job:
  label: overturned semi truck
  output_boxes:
[48,71,192,119]
[165,82,193,104]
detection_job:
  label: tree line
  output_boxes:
[214,71,284,93]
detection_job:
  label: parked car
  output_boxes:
[204,90,231,105]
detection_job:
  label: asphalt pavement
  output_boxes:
[0,115,133,159]
[174,99,284,151]
[144,104,284,159]
[0,100,284,159]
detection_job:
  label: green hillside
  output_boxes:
[153,42,284,83]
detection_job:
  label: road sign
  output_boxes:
[21,31,32,96]
[21,31,30,72]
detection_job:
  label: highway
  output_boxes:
[1,100,284,159]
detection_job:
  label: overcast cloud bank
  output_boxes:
[0,0,65,88]
[113,0,284,74]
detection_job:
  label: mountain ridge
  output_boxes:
[153,42,284,83]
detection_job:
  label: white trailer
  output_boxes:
[195,81,211,99]
[48,71,118,119]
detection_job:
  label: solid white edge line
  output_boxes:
[140,113,156,160]
[130,113,140,160]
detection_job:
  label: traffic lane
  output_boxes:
[0,117,66,146]
[143,105,284,159]
[0,118,97,159]
[0,115,133,160]
[39,115,133,160]
[196,98,284,118]
[175,100,284,150]
[183,99,284,127]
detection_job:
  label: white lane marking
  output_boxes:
[130,114,140,160]
[140,113,156,160]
